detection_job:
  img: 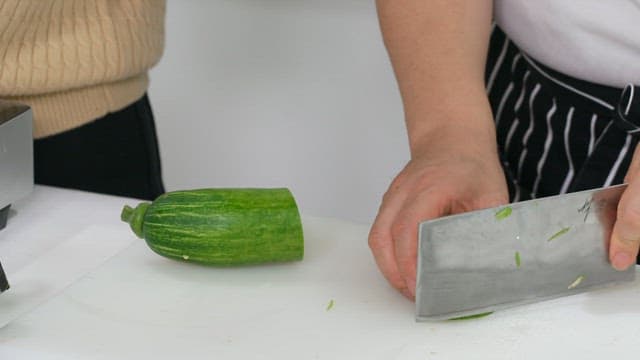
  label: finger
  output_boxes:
[369,178,413,298]
[391,190,447,299]
[624,144,640,183]
[610,177,640,270]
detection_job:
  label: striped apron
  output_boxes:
[486,27,640,202]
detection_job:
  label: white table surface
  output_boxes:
[1,186,640,359]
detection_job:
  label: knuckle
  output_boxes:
[390,219,413,240]
[382,175,409,204]
[380,189,395,208]
[413,171,436,188]
[396,256,415,273]
[368,228,389,251]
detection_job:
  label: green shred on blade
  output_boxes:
[568,275,585,290]
[495,207,512,221]
[548,227,570,242]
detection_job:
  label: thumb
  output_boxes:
[610,180,640,270]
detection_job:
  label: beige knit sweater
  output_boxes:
[0,0,165,138]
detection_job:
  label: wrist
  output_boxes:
[405,84,495,143]
[407,109,498,160]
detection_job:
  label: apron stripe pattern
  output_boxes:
[485,27,640,202]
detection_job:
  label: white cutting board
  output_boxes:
[1,216,640,359]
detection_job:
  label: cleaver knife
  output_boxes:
[415,184,636,321]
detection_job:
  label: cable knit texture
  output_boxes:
[0,0,165,138]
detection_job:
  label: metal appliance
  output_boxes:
[0,100,34,293]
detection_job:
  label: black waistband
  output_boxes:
[514,38,640,135]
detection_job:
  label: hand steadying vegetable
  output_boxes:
[369,0,507,299]
[369,130,509,300]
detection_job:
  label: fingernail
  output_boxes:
[612,252,632,271]
[400,288,413,300]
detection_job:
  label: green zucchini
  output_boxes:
[121,188,304,265]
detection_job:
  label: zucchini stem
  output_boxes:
[121,203,150,238]
[121,205,134,222]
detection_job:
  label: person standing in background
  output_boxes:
[370,0,640,300]
[0,0,166,200]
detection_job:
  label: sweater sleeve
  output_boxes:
[0,0,165,138]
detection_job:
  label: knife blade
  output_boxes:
[415,184,635,321]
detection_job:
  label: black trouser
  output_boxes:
[34,94,165,200]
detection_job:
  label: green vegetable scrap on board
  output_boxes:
[326,299,335,311]
[515,251,521,268]
[547,227,570,242]
[495,206,512,221]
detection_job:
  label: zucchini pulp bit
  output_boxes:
[448,312,493,321]
[326,299,335,311]
[568,275,585,290]
[495,206,512,221]
[548,227,570,242]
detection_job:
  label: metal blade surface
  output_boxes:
[416,184,635,321]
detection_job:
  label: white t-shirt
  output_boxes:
[494,0,640,88]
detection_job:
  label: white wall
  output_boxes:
[149,0,409,224]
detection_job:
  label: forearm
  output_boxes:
[376,0,495,156]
